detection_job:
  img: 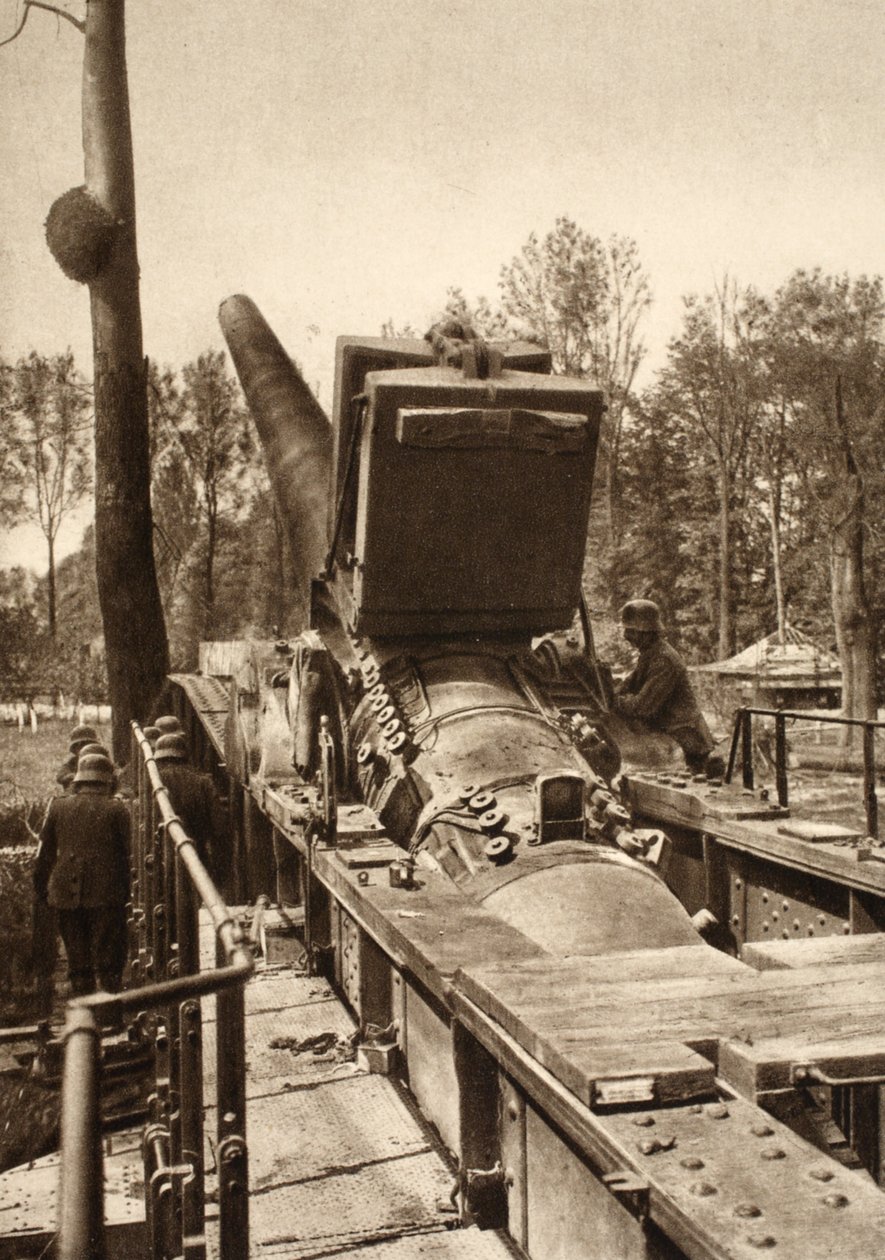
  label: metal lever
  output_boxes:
[792,1062,885,1088]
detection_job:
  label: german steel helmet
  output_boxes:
[155,715,183,735]
[69,723,98,752]
[620,599,663,633]
[74,753,116,785]
[143,725,161,746]
[78,742,111,761]
[154,733,188,762]
[56,753,78,786]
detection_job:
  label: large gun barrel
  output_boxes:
[219,294,332,626]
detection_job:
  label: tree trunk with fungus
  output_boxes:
[45,0,168,757]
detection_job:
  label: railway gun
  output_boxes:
[176,298,885,1257]
[4,298,885,1259]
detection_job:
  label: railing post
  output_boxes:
[152,814,168,981]
[863,722,879,841]
[59,1006,105,1260]
[144,788,156,979]
[179,998,206,1259]
[216,936,249,1260]
[143,1123,174,1260]
[725,708,743,784]
[774,710,788,808]
[741,707,754,790]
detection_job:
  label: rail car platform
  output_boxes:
[197,926,516,1258]
[0,908,517,1259]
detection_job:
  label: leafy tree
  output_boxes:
[146,360,202,621]
[766,270,885,726]
[653,279,765,658]
[174,350,256,625]
[0,358,25,525]
[498,219,652,541]
[0,569,43,699]
[5,350,92,636]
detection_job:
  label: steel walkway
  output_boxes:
[199,917,515,1259]
[0,917,515,1258]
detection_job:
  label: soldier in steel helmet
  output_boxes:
[614,599,722,776]
[33,753,131,996]
[154,732,220,879]
[54,723,99,792]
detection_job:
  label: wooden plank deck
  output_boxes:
[455,954,885,1105]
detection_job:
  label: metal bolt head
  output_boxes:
[735,1203,762,1218]
[760,1147,786,1161]
[632,1115,655,1127]
[705,1102,729,1120]
[690,1181,718,1197]
[822,1193,849,1209]
[680,1156,704,1170]
[809,1167,834,1182]
[747,1235,777,1249]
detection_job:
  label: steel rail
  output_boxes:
[57,721,254,1260]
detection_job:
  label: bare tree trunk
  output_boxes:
[47,532,57,637]
[830,475,877,742]
[205,507,216,612]
[767,483,786,645]
[83,0,168,756]
[717,461,735,659]
[828,379,877,746]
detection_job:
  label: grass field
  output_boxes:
[0,721,114,810]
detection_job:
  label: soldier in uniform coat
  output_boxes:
[33,753,131,995]
[614,599,722,776]
[154,732,220,880]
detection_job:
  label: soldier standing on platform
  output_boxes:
[54,723,98,791]
[33,754,131,996]
[154,732,220,880]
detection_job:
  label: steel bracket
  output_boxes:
[602,1170,650,1224]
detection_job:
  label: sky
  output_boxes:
[1,0,883,572]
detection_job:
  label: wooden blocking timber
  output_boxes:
[720,1033,885,1099]
[552,1035,715,1108]
[456,952,885,1107]
[742,932,885,971]
[456,948,728,1107]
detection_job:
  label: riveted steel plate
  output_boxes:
[244,1220,515,1258]
[169,673,229,756]
[203,1073,517,1258]
[202,998,356,1088]
[598,1093,885,1258]
[0,1132,145,1241]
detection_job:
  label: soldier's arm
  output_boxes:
[617,666,638,695]
[616,654,676,719]
[33,801,59,901]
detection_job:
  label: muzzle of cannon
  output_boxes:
[219,294,332,627]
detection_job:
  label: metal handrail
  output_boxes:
[57,721,255,1260]
[725,706,884,839]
